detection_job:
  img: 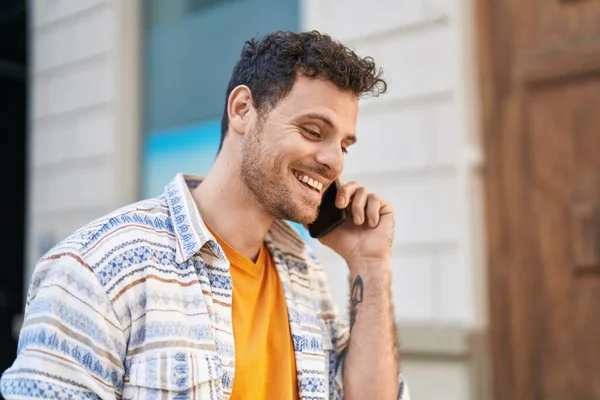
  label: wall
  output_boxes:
[301,1,489,399]
[25,0,141,287]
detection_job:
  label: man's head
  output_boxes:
[219,30,386,225]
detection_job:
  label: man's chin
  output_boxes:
[283,206,318,226]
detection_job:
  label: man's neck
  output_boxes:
[191,155,273,262]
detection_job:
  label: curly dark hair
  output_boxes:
[218,30,387,151]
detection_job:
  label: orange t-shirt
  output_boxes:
[206,224,299,400]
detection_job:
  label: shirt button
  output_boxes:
[221,358,231,366]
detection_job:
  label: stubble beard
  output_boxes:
[239,125,319,225]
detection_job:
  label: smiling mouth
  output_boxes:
[294,171,324,193]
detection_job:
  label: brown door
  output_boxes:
[475,1,600,399]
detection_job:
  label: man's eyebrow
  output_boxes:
[300,112,334,128]
[299,112,357,143]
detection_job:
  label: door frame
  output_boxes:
[475,6,525,398]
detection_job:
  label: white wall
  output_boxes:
[301,1,487,399]
[26,0,141,286]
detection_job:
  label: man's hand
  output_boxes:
[317,181,395,264]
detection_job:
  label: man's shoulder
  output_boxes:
[29,195,180,303]
[44,195,174,265]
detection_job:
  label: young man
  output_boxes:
[1,31,410,399]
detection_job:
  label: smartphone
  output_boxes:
[308,180,347,238]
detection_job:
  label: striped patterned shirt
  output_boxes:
[1,173,410,399]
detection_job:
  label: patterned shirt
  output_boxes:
[0,173,410,399]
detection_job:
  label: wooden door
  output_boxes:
[475,0,600,399]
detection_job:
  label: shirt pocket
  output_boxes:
[123,350,223,400]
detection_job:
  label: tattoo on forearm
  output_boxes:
[387,219,395,247]
[350,275,364,330]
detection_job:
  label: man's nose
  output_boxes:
[315,142,344,177]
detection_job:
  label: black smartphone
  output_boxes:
[308,180,347,238]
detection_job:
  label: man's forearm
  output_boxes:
[343,259,400,399]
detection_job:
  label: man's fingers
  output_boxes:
[335,181,393,228]
[380,202,394,216]
[365,193,382,227]
[336,181,361,208]
[350,187,369,225]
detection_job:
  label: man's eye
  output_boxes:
[302,127,321,138]
[342,147,348,154]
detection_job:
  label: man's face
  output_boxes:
[240,76,359,225]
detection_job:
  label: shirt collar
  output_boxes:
[164,173,213,263]
[164,173,307,264]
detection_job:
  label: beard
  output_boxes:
[239,124,321,225]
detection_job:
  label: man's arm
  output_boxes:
[343,260,400,399]
[316,181,411,399]
[0,251,126,399]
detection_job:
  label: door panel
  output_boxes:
[475,0,600,399]
[529,78,600,398]
[511,0,600,52]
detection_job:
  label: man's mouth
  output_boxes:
[294,171,324,193]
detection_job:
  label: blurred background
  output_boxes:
[2,0,600,399]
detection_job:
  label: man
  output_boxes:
[1,31,410,399]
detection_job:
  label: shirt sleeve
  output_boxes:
[0,250,127,399]
[305,246,411,400]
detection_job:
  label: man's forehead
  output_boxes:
[281,77,359,122]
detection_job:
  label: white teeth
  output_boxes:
[295,173,322,192]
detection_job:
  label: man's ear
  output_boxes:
[227,85,255,135]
